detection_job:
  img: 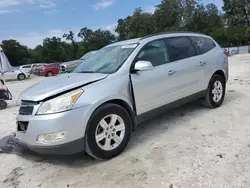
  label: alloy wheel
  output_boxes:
[95,114,125,151]
[212,80,223,103]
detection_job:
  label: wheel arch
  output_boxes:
[212,70,226,83]
[86,98,137,132]
[99,99,136,131]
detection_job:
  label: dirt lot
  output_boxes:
[1,55,250,188]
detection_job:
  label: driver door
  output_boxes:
[130,39,174,115]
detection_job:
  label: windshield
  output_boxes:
[74,44,137,74]
[80,51,96,60]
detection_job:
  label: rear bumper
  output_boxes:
[14,137,85,155]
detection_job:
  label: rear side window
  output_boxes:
[165,37,196,62]
[189,37,216,55]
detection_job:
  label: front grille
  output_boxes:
[19,100,39,115]
[17,121,29,132]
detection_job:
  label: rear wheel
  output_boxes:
[202,74,226,108]
[17,73,26,81]
[84,103,132,160]
[0,100,7,110]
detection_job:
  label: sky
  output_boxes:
[0,0,223,48]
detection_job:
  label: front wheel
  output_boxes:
[17,73,26,81]
[84,104,132,160]
[202,74,226,108]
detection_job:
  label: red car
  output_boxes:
[39,63,59,77]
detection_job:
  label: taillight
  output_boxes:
[224,51,229,56]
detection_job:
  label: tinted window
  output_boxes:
[165,37,196,62]
[136,40,169,67]
[190,37,216,55]
[22,65,31,68]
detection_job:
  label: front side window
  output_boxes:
[165,37,196,62]
[136,40,169,67]
[189,36,216,55]
[74,44,137,74]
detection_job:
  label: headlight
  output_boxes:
[36,88,83,115]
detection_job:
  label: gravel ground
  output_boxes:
[0,55,250,188]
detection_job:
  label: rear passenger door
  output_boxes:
[189,36,217,90]
[164,36,204,99]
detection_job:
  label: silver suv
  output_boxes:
[15,32,228,159]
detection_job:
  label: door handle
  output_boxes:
[199,62,206,66]
[168,70,176,75]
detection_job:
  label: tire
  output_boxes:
[17,73,26,81]
[202,74,226,108]
[84,103,132,160]
[46,72,54,77]
[0,100,7,110]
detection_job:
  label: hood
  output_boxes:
[60,59,82,66]
[20,73,108,101]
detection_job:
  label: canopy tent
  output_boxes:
[0,46,12,74]
[0,47,12,102]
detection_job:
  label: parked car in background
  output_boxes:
[16,32,228,160]
[2,69,30,81]
[59,50,97,73]
[32,64,47,75]
[229,49,239,55]
[19,64,35,74]
[39,63,59,77]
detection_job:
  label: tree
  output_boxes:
[0,40,30,66]
[154,0,183,32]
[41,37,65,62]
[126,8,155,38]
[78,27,116,52]
[115,16,131,41]
[30,45,44,63]
[223,0,250,26]
[63,31,78,58]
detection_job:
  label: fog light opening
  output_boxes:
[37,131,66,144]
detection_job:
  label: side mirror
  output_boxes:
[132,60,153,72]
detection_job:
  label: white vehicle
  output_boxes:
[2,69,30,81]
[19,64,35,74]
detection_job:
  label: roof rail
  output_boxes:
[140,31,206,40]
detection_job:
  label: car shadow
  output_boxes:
[0,100,204,167]
[126,100,205,150]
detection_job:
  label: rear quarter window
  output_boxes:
[189,36,216,55]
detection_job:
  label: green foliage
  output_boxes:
[0,40,30,66]
[1,0,250,66]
